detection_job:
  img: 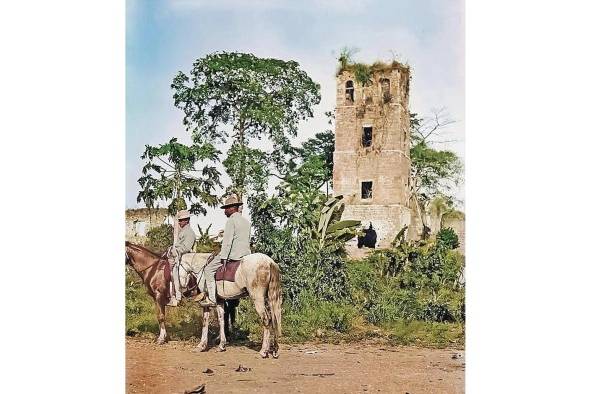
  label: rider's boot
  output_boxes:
[166,281,179,306]
[166,297,179,307]
[199,280,217,307]
[194,292,205,302]
[199,297,216,308]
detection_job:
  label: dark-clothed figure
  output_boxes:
[357,222,377,248]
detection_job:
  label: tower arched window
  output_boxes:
[345,80,354,103]
[380,78,391,102]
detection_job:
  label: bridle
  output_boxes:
[126,246,166,274]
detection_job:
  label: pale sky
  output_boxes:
[126,0,465,232]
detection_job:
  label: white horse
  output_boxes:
[177,252,283,358]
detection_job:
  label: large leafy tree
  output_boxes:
[137,138,222,241]
[171,52,321,198]
[293,112,335,195]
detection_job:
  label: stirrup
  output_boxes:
[194,293,205,302]
[166,297,179,307]
[199,298,216,307]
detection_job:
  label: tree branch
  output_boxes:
[156,156,175,169]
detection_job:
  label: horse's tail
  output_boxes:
[268,259,282,337]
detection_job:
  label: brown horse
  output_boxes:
[125,241,283,358]
[125,242,172,344]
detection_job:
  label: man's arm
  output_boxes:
[219,218,235,259]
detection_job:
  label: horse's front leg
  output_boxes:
[196,307,210,352]
[155,295,167,345]
[216,302,227,352]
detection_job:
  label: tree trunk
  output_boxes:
[411,193,430,240]
[173,172,181,245]
[238,122,246,199]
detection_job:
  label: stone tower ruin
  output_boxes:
[333,63,412,247]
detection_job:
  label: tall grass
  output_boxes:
[126,260,464,347]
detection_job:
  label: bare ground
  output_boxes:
[126,338,464,393]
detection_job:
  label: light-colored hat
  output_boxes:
[176,210,191,220]
[220,195,243,209]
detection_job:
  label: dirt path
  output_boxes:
[126,338,464,393]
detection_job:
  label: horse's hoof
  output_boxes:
[259,351,269,358]
[217,346,226,352]
[272,351,279,359]
[156,338,166,345]
[194,344,207,352]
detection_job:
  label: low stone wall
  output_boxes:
[125,208,170,244]
[441,215,465,255]
[341,204,411,248]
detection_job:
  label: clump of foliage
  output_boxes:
[137,138,222,216]
[335,46,410,85]
[249,153,357,305]
[352,63,372,86]
[143,224,173,254]
[436,227,459,250]
[349,226,464,324]
[250,192,352,305]
[193,223,220,253]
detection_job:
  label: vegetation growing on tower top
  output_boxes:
[336,47,410,85]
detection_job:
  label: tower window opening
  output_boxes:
[362,126,373,147]
[361,181,373,199]
[345,80,354,103]
[380,78,391,102]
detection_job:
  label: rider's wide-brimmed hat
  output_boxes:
[176,210,191,220]
[220,195,243,209]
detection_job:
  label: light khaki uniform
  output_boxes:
[200,212,251,301]
[171,224,196,299]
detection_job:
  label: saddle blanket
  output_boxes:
[215,260,241,282]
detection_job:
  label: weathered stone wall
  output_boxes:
[441,214,466,254]
[333,66,413,247]
[125,208,170,244]
[341,204,411,248]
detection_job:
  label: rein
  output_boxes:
[128,247,167,274]
[136,258,161,274]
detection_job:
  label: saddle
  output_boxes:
[215,259,242,282]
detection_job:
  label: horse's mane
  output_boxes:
[125,241,161,258]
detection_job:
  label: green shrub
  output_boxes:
[194,223,220,253]
[144,224,173,254]
[346,235,465,325]
[436,227,459,250]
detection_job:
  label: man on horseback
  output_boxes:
[198,195,251,307]
[167,209,196,306]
